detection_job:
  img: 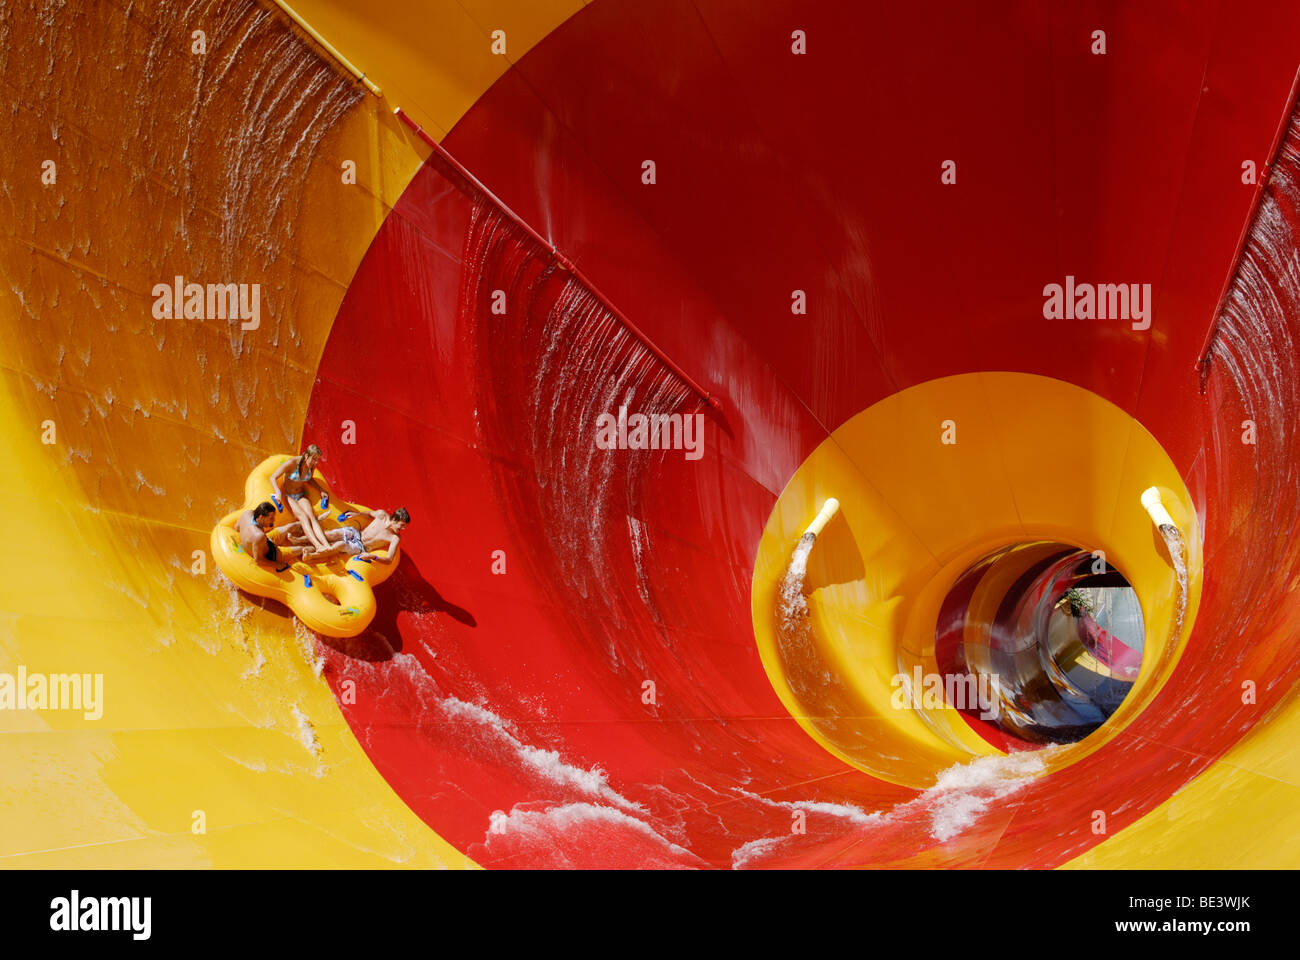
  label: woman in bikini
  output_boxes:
[269,444,332,552]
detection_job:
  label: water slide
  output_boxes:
[3,0,1300,869]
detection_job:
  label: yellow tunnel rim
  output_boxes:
[751,371,1203,789]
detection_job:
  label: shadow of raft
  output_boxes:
[315,553,476,662]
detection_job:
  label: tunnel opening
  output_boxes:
[935,542,1146,747]
[753,372,1200,788]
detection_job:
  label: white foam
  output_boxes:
[728,750,1051,866]
[289,704,321,756]
[292,619,325,678]
[240,642,266,680]
[483,802,702,868]
[730,835,788,870]
[441,696,645,813]
[731,785,879,826]
[134,470,165,497]
[779,537,814,622]
[222,755,268,774]
[922,751,1047,842]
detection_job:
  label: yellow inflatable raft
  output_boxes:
[211,455,400,638]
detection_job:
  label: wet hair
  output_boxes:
[253,501,277,520]
[297,443,323,476]
[392,507,411,524]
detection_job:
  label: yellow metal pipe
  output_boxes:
[269,0,383,97]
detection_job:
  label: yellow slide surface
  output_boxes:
[3,0,1298,870]
[0,0,580,869]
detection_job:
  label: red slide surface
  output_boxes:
[303,1,1300,867]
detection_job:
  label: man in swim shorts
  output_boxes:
[237,501,305,571]
[294,507,410,563]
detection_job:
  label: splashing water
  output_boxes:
[778,534,815,623]
[289,704,323,758]
[773,531,849,708]
[460,201,697,669]
[1157,523,1189,639]
[440,696,647,814]
[775,535,818,685]
[728,750,1051,867]
[4,0,365,533]
[1203,102,1300,651]
[477,802,706,870]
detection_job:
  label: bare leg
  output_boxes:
[295,527,346,548]
[288,496,330,550]
[283,527,312,548]
[297,528,349,562]
[275,521,310,549]
[303,539,350,562]
[304,485,334,543]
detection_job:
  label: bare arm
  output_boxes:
[268,459,294,505]
[241,527,273,564]
[304,477,330,510]
[373,535,400,563]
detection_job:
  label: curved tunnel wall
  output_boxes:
[0,0,486,867]
[3,0,1300,868]
[305,0,1300,867]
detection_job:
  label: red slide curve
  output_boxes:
[302,1,1300,867]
